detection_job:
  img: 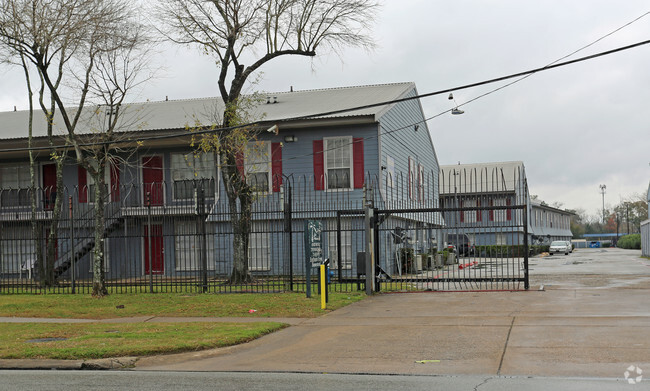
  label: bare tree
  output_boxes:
[0,0,153,296]
[0,1,67,286]
[157,0,379,283]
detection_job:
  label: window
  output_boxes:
[81,160,120,204]
[245,142,271,193]
[1,226,34,273]
[248,222,270,271]
[493,198,507,222]
[174,220,215,271]
[408,157,416,200]
[328,220,352,270]
[87,166,110,204]
[385,156,395,188]
[171,152,216,200]
[313,138,362,191]
[324,137,352,190]
[0,164,31,207]
[418,164,425,201]
[464,198,477,223]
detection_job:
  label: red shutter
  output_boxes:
[352,138,364,189]
[460,200,464,223]
[236,150,245,178]
[313,140,324,190]
[78,166,87,203]
[476,198,482,222]
[489,199,494,221]
[271,142,282,192]
[506,198,512,221]
[42,164,57,210]
[110,162,120,202]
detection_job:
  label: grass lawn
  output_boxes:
[0,322,285,360]
[0,292,365,319]
[0,292,365,360]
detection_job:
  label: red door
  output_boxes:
[144,224,164,275]
[142,156,163,206]
[42,164,57,210]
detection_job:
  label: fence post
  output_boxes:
[364,184,375,295]
[197,184,208,293]
[69,196,75,294]
[283,183,294,291]
[147,192,153,294]
[523,191,530,290]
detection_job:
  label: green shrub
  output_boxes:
[618,234,641,249]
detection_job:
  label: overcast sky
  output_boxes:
[1,0,649,217]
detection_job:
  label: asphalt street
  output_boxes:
[0,370,641,391]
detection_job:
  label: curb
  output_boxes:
[0,357,138,370]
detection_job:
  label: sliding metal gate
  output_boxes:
[371,167,530,292]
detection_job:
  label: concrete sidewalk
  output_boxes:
[133,286,650,378]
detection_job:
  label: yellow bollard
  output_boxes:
[320,264,326,310]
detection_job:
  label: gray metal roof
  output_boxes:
[439,161,526,194]
[530,199,573,215]
[0,82,415,140]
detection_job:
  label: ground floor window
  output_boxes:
[0,226,35,273]
[248,222,270,271]
[495,233,507,246]
[328,220,352,270]
[174,220,215,271]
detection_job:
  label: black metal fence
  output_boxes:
[0,167,529,294]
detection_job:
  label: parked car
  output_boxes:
[447,233,475,256]
[549,240,571,255]
[565,241,573,253]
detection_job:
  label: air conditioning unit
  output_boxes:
[415,255,423,272]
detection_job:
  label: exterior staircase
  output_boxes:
[53,201,124,280]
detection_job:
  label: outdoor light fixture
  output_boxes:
[284,135,297,143]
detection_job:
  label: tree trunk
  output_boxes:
[42,158,65,287]
[91,161,108,297]
[22,56,43,286]
[221,151,253,284]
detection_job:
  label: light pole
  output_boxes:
[599,184,606,224]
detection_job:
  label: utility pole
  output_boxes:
[599,184,606,224]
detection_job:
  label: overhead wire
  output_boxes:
[1,11,649,175]
[287,11,650,167]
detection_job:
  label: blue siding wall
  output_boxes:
[378,87,440,209]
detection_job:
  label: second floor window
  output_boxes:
[325,137,352,190]
[245,142,271,193]
[408,157,417,200]
[171,152,216,200]
[0,164,30,207]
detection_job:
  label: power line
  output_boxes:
[1,38,649,156]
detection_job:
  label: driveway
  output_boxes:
[136,248,650,378]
